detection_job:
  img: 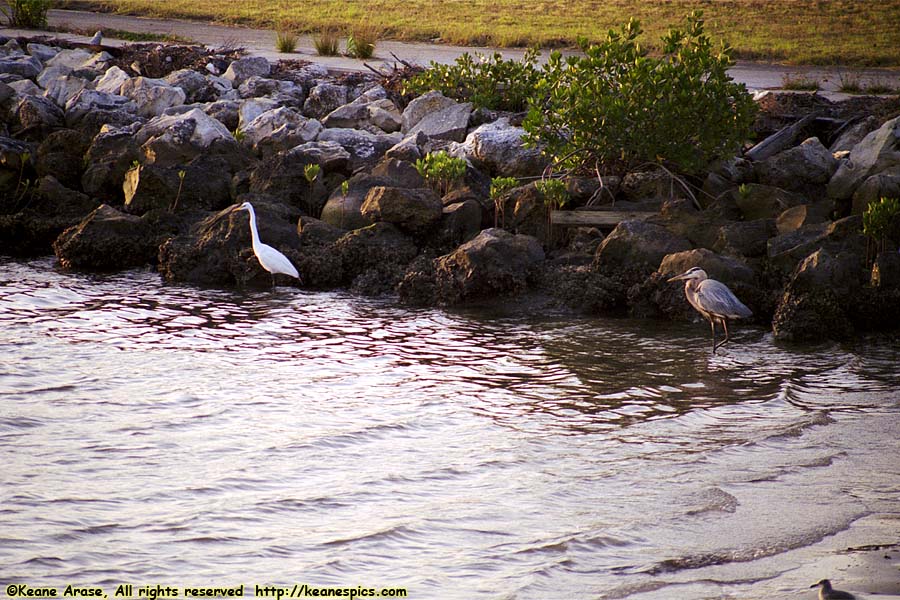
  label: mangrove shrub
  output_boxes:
[522,13,756,175]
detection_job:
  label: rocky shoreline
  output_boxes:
[1,38,899,344]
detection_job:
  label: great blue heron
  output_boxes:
[668,267,752,353]
[232,202,300,286]
[810,579,855,600]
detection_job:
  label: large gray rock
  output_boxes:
[80,122,142,200]
[360,186,443,236]
[15,95,64,134]
[64,89,137,125]
[317,128,402,172]
[223,56,271,86]
[121,77,187,118]
[36,65,72,88]
[42,75,89,107]
[593,220,692,282]
[850,167,900,215]
[95,65,131,94]
[767,215,864,277]
[772,248,863,342]
[123,157,233,215]
[755,137,837,193]
[320,173,399,230]
[303,82,348,119]
[52,204,157,270]
[401,91,456,133]
[237,97,280,129]
[248,149,327,216]
[164,68,212,103]
[288,141,351,172]
[26,43,59,63]
[460,117,547,177]
[44,49,93,70]
[9,79,42,97]
[35,129,92,190]
[0,54,42,79]
[238,106,322,157]
[734,183,807,221]
[830,116,881,153]
[135,108,235,166]
[323,97,401,133]
[333,222,420,292]
[828,115,900,201]
[407,99,472,142]
[433,228,544,303]
[714,219,776,258]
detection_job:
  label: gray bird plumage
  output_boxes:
[668,267,752,353]
[810,579,855,600]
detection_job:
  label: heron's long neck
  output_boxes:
[245,206,261,250]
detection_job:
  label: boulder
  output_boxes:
[81,123,142,200]
[238,76,305,107]
[123,157,233,214]
[64,89,137,125]
[767,215,865,277]
[317,128,402,172]
[135,108,236,166]
[95,65,131,94]
[438,199,483,246]
[401,91,457,132]
[223,56,271,86]
[26,43,59,63]
[593,220,692,283]
[772,248,863,342]
[44,49,93,70]
[432,228,544,303]
[322,97,402,133]
[714,219,776,258]
[52,204,157,270]
[288,140,352,172]
[0,54,42,79]
[320,173,398,230]
[828,115,900,201]
[248,148,326,215]
[830,116,881,153]
[35,128,92,189]
[755,136,838,194]
[370,158,425,189]
[495,182,548,241]
[238,106,322,157]
[406,99,472,142]
[237,97,280,129]
[164,68,212,103]
[9,79,41,97]
[333,222,420,291]
[42,75,89,107]
[159,201,302,286]
[385,132,427,163]
[360,186,443,236]
[120,76,187,117]
[850,167,900,215]
[734,183,807,221]
[15,95,64,135]
[460,117,547,177]
[203,99,241,131]
[871,251,900,289]
[303,82,348,119]
[776,203,830,235]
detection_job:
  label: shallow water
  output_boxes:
[1,257,899,599]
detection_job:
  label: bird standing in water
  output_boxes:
[810,579,855,600]
[668,267,752,353]
[232,202,300,287]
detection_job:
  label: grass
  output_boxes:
[275,27,298,53]
[312,28,340,56]
[58,0,900,66]
[781,72,820,91]
[838,72,898,95]
[346,25,378,59]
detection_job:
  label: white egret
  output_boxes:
[231,201,300,286]
[668,267,752,353]
[810,579,855,600]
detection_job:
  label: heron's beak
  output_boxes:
[667,272,687,282]
[809,583,818,589]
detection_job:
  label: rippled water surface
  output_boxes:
[2,258,899,599]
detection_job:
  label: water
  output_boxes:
[1,257,899,599]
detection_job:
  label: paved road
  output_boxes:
[3,8,900,95]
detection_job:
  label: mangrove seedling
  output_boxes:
[170,169,187,212]
[416,151,467,197]
[490,176,518,228]
[303,163,321,184]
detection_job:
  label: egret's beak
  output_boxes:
[667,272,688,282]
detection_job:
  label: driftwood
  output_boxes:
[746,113,817,162]
[550,210,654,227]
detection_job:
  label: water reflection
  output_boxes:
[1,257,899,599]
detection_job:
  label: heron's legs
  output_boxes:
[271,274,276,289]
[713,318,730,353]
[709,317,717,353]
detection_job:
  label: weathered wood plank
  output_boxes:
[550,210,654,226]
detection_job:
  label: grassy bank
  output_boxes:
[59,0,900,66]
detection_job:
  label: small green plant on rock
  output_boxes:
[415,151,467,197]
[170,169,187,212]
[863,196,900,258]
[536,178,569,245]
[490,176,519,227]
[303,163,321,184]
[1,0,52,28]
[404,48,542,111]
